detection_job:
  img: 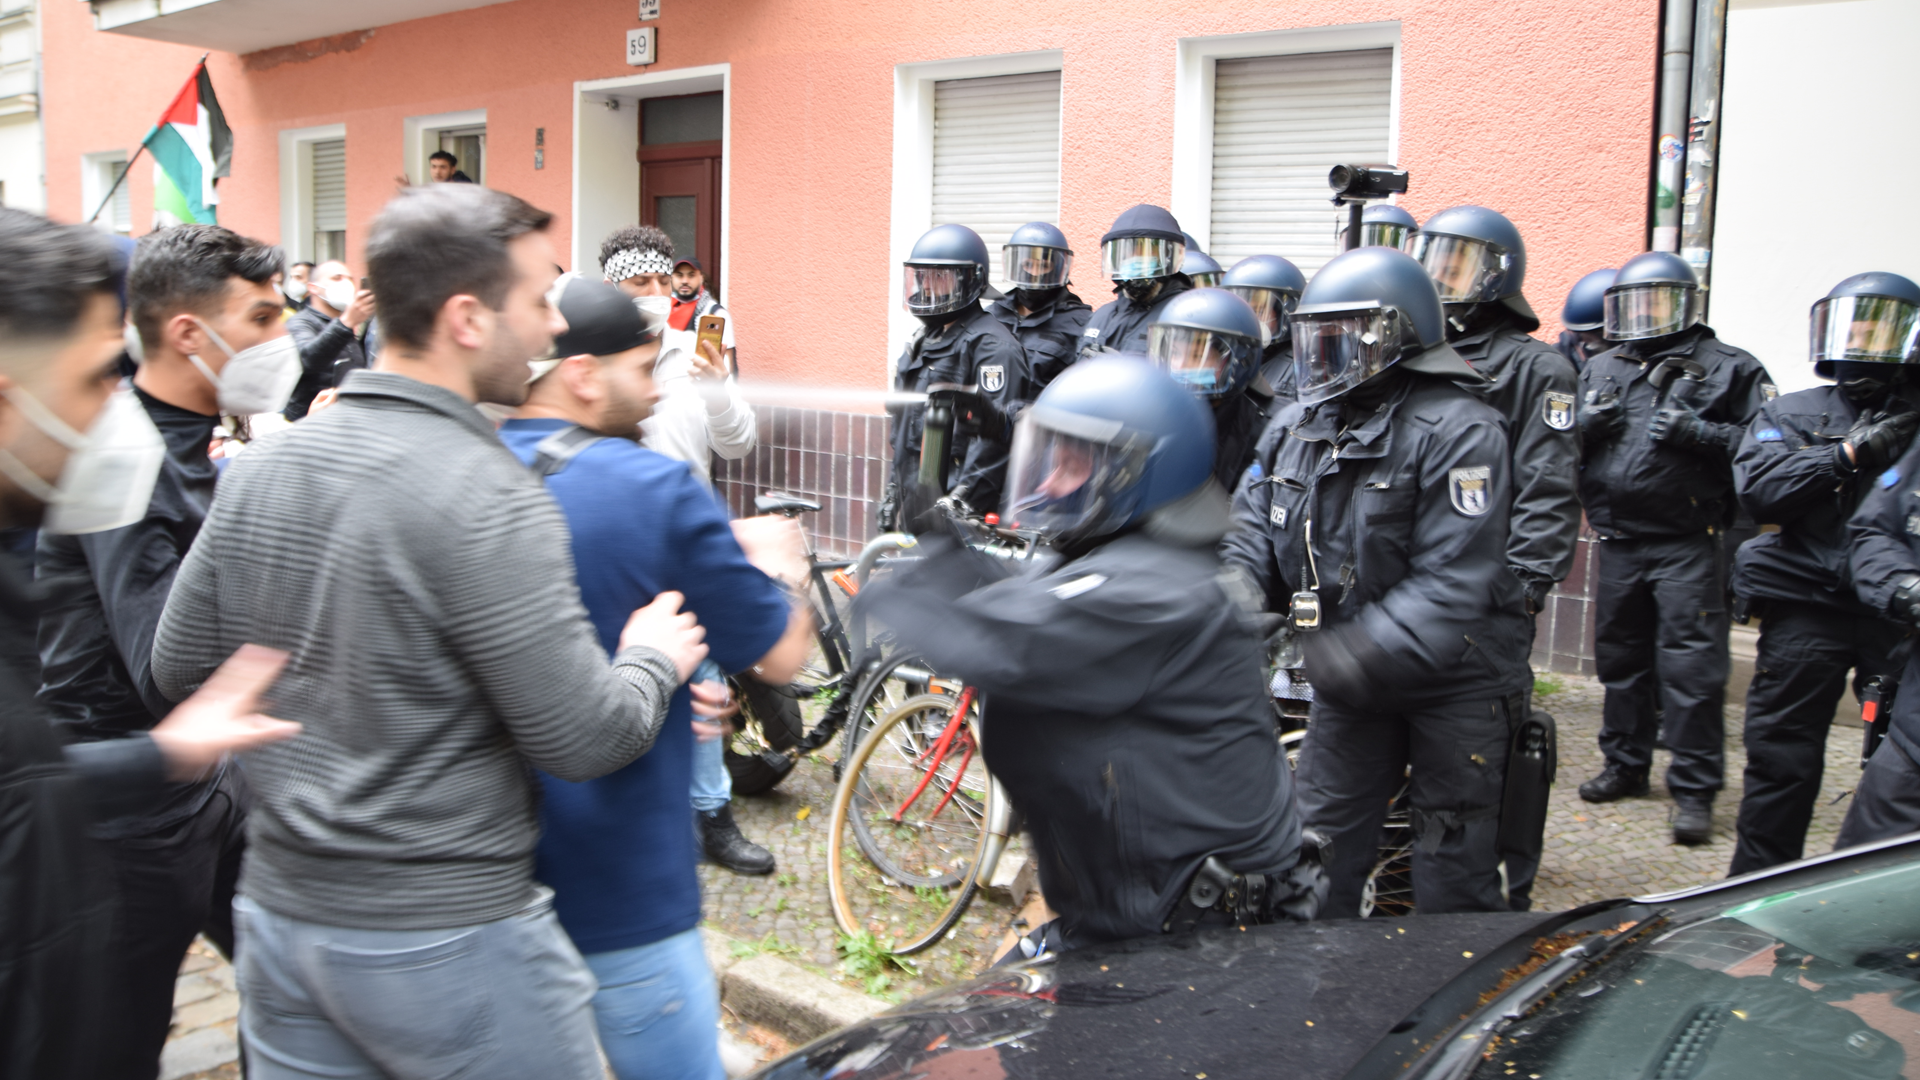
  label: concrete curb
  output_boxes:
[703,927,890,1045]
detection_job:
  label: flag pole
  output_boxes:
[85,54,210,228]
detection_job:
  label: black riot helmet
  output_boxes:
[1410,205,1535,328]
[1003,221,1074,290]
[903,224,992,319]
[1221,255,1306,344]
[1146,287,1265,399]
[1561,268,1617,332]
[1183,249,1223,288]
[1291,246,1468,406]
[1338,203,1420,251]
[1603,252,1701,341]
[1100,205,1185,283]
[1810,272,1920,378]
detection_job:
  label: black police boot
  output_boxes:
[700,805,776,875]
[1672,795,1714,846]
[1577,762,1650,803]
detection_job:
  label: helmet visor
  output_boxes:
[1146,324,1258,398]
[1339,221,1415,252]
[1002,410,1152,539]
[1411,233,1511,303]
[903,263,980,316]
[1228,285,1300,343]
[1603,283,1697,341]
[1102,237,1184,281]
[1810,294,1920,364]
[1003,245,1073,289]
[1290,303,1405,406]
[1188,271,1222,288]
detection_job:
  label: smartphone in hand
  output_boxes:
[696,314,727,360]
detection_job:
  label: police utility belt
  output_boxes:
[1163,831,1331,934]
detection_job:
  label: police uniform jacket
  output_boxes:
[1845,442,1920,757]
[1452,312,1582,588]
[856,529,1302,947]
[1576,327,1774,539]
[887,304,1029,514]
[1260,341,1298,406]
[1739,382,1920,614]
[1222,367,1532,710]
[988,289,1092,391]
[1213,386,1274,493]
[1076,275,1194,359]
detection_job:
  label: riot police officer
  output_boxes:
[1077,205,1192,358]
[859,356,1317,952]
[1557,268,1617,371]
[882,224,1029,527]
[1145,287,1272,489]
[1339,203,1419,251]
[1574,252,1773,845]
[1223,254,1306,404]
[1412,206,1583,626]
[1182,245,1224,288]
[1222,246,1537,916]
[986,221,1091,392]
[1730,272,1920,873]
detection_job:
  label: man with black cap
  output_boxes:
[669,255,735,371]
[1075,204,1193,360]
[501,274,813,1080]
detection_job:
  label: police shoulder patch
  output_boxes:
[1907,514,1920,537]
[978,364,1005,393]
[1542,391,1575,431]
[1755,428,1784,442]
[1762,381,1780,401]
[1449,466,1493,517]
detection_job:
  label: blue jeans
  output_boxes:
[586,929,725,1080]
[234,889,603,1080]
[690,662,732,814]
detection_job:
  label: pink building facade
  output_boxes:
[42,0,1660,672]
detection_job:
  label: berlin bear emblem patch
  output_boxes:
[1449,466,1492,517]
[978,365,1005,393]
[1543,391,1576,431]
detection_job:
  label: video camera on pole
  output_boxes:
[1328,164,1410,252]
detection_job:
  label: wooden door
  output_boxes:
[640,142,721,289]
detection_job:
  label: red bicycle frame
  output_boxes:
[889,686,978,823]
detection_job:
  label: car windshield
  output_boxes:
[1469,860,1920,1080]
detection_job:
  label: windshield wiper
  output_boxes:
[1410,911,1670,1080]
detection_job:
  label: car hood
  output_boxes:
[752,912,1549,1080]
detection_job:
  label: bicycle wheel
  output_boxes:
[1361,782,1416,917]
[838,651,945,763]
[827,694,992,955]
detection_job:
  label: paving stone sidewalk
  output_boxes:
[164,671,1874,1072]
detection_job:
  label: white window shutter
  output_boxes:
[312,139,347,233]
[1209,49,1394,276]
[932,70,1062,291]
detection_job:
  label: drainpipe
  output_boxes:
[1681,0,1731,314]
[1650,0,1696,253]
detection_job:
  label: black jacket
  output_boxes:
[1451,311,1582,588]
[1212,387,1274,493]
[887,304,1029,515]
[988,289,1092,392]
[1735,383,1920,613]
[35,387,223,836]
[1222,368,1532,709]
[1576,327,1774,539]
[285,303,370,420]
[857,530,1301,947]
[1846,441,1920,756]
[1260,341,1298,406]
[1077,276,1194,359]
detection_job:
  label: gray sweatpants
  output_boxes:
[234,889,604,1080]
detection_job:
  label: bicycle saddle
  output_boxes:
[755,492,822,517]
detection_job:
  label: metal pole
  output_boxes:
[85,142,146,227]
[1682,0,1730,311]
[1651,0,1697,252]
[1344,201,1365,252]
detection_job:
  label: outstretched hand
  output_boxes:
[149,645,303,781]
[620,590,709,682]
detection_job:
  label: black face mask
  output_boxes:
[1014,286,1064,310]
[1831,363,1900,406]
[1120,279,1161,304]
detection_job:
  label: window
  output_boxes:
[1208,49,1393,273]
[930,70,1062,293]
[437,125,486,185]
[311,138,346,262]
[403,109,487,190]
[82,151,132,236]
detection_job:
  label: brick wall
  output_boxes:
[1533,533,1601,676]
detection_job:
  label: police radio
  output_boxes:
[1290,590,1322,631]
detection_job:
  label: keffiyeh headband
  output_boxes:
[603,247,674,283]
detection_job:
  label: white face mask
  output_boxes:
[284,279,309,302]
[0,386,166,535]
[188,317,302,417]
[632,295,672,335]
[321,278,356,314]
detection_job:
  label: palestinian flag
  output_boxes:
[147,63,231,226]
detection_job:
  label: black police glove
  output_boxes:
[926,387,1011,444]
[1577,394,1626,448]
[1300,619,1390,707]
[1648,402,1711,450]
[1844,408,1920,477]
[1892,575,1920,628]
[1512,568,1554,617]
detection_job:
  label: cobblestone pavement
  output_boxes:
[166,671,1874,1066]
